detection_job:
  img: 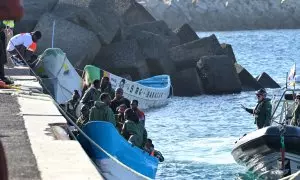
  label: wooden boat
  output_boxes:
[232,88,300,179]
[33,48,83,104]
[81,65,172,110]
[78,121,159,180]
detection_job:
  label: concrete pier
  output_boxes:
[0,73,103,180]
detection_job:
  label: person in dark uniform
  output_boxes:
[0,21,13,84]
[241,88,272,129]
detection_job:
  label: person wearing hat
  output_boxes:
[291,93,300,126]
[241,88,272,129]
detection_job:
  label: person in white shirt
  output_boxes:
[6,31,41,64]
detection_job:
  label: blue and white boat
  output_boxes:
[78,121,159,180]
[82,65,172,110]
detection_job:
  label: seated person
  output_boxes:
[130,100,145,127]
[116,104,127,132]
[89,93,116,127]
[121,108,147,149]
[144,139,164,162]
[110,88,130,114]
[76,105,90,129]
[66,90,80,122]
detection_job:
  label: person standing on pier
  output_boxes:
[0,21,13,84]
[241,88,272,129]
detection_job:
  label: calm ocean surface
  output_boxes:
[145,29,300,180]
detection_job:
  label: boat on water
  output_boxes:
[80,65,172,110]
[33,48,83,104]
[232,88,300,179]
[78,121,159,180]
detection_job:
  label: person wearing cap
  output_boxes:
[241,88,272,129]
[110,88,130,114]
[6,31,42,65]
[291,93,300,126]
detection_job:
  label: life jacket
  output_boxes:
[150,150,155,156]
[0,0,24,20]
[28,42,37,52]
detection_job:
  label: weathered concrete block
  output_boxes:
[174,23,199,45]
[257,72,281,89]
[93,40,150,80]
[122,1,156,26]
[235,63,262,91]
[169,34,224,70]
[34,13,101,70]
[133,31,176,76]
[15,0,58,33]
[52,0,134,45]
[172,68,204,96]
[221,43,237,63]
[113,20,180,47]
[197,55,242,94]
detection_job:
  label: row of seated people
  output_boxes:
[64,78,164,162]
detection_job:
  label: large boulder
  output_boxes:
[174,23,199,45]
[15,0,59,33]
[52,0,135,45]
[112,20,180,47]
[131,31,176,76]
[93,39,150,80]
[257,72,281,88]
[34,13,101,70]
[235,63,262,91]
[221,43,237,63]
[122,1,156,26]
[172,68,204,96]
[169,34,224,70]
[197,55,242,94]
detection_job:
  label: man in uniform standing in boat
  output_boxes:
[241,88,272,129]
[291,93,300,126]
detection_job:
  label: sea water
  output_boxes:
[145,29,300,180]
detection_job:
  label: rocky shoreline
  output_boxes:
[138,0,300,31]
[16,0,280,97]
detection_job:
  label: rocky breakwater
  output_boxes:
[138,0,300,31]
[17,0,280,97]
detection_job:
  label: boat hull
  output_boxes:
[232,126,300,179]
[78,121,159,180]
[83,65,171,110]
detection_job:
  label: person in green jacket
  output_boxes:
[100,77,115,99]
[89,93,116,127]
[291,93,300,126]
[121,108,147,149]
[242,88,272,129]
[81,79,101,109]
